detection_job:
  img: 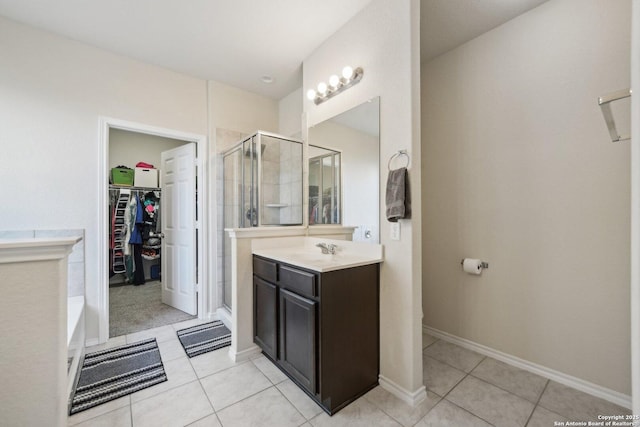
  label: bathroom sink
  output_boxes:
[252,239,383,272]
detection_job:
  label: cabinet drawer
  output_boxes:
[253,256,277,282]
[279,265,316,298]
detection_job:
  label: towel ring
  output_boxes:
[388,150,410,171]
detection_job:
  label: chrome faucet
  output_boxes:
[315,242,338,255]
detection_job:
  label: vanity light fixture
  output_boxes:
[306,66,364,105]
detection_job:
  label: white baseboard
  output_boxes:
[379,375,427,407]
[229,344,261,363]
[216,307,232,330]
[84,337,100,348]
[423,325,632,410]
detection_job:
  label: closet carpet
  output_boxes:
[109,281,196,337]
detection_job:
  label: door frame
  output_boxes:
[98,117,208,344]
[631,0,639,414]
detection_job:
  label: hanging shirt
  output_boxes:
[124,193,135,255]
[129,194,143,245]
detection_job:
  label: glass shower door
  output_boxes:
[222,147,242,309]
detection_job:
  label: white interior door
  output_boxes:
[161,143,197,315]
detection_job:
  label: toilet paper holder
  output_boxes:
[460,259,489,269]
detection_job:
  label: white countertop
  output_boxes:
[252,237,383,272]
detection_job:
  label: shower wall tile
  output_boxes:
[67,262,85,297]
[291,154,302,171]
[280,183,292,206]
[0,230,35,239]
[263,209,280,225]
[279,144,291,163]
[28,229,86,297]
[291,179,303,206]
[262,143,280,162]
[262,183,280,205]
[279,169,292,185]
[262,161,281,185]
[216,230,224,253]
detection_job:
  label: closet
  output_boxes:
[109,186,161,284]
[106,126,200,338]
[108,129,186,286]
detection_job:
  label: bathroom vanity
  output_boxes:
[252,238,382,415]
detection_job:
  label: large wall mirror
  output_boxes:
[308,97,380,243]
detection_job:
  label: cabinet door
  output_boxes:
[279,289,317,393]
[254,276,277,359]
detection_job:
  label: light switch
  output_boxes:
[390,222,400,241]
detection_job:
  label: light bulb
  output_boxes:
[329,74,340,88]
[306,89,316,101]
[342,66,354,80]
[317,82,328,95]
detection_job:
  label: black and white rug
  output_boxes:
[176,320,231,358]
[69,338,167,415]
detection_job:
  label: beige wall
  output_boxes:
[0,16,209,343]
[109,128,188,171]
[421,0,631,394]
[208,80,278,135]
[304,0,424,398]
[279,87,303,138]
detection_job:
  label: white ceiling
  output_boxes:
[0,0,373,99]
[421,0,549,62]
[0,0,550,100]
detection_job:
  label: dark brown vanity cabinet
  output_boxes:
[253,254,380,415]
[253,276,277,360]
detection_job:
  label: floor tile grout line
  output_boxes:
[458,373,539,408]
[361,390,428,427]
[523,379,550,427]
[68,401,130,427]
[190,356,251,381]
[440,396,498,427]
[422,352,476,375]
[466,370,546,405]
[422,336,440,350]
[436,368,500,427]
[189,379,218,426]
[211,383,274,414]
[130,378,201,407]
[272,380,314,422]
[422,349,485,374]
[202,363,275,414]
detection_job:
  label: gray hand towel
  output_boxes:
[386,167,409,222]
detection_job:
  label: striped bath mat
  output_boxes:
[176,320,231,358]
[69,338,167,415]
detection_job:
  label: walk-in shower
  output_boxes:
[222,131,303,309]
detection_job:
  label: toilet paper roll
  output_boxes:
[462,258,483,275]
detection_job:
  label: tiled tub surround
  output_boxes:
[0,230,85,425]
[0,235,81,427]
[0,229,85,297]
[68,320,630,426]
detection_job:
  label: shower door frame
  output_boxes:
[220,131,304,310]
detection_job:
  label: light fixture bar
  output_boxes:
[307,67,364,105]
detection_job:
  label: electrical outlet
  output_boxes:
[390,222,400,241]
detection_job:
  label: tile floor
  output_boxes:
[68,322,631,427]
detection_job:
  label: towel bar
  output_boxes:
[598,88,631,143]
[388,150,410,170]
